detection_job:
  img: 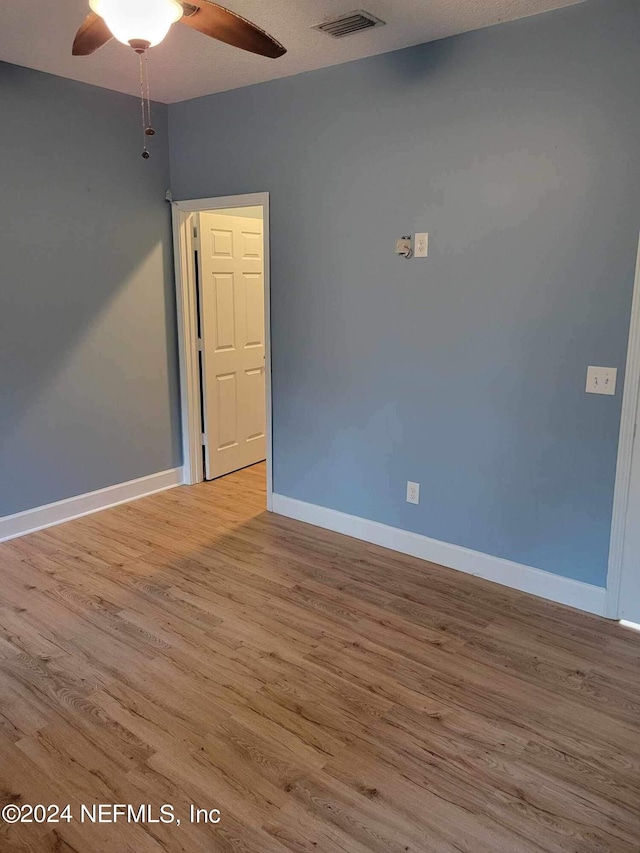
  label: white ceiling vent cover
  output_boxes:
[312,10,386,38]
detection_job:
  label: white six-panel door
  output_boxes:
[198,212,266,480]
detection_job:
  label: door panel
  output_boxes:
[244,367,266,442]
[210,228,233,257]
[241,228,262,258]
[215,373,238,451]
[198,211,266,480]
[244,273,264,347]
[212,274,235,351]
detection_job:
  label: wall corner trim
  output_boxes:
[605,232,640,618]
[272,494,607,617]
[0,468,183,543]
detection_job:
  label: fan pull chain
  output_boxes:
[139,50,155,159]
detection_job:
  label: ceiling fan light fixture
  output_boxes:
[89,0,183,48]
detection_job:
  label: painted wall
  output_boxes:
[0,63,181,516]
[169,0,640,588]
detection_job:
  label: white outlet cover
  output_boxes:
[585,366,617,395]
[406,481,420,504]
[414,233,429,258]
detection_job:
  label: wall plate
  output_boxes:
[586,366,617,395]
[414,233,428,258]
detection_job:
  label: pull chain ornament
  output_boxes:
[137,44,155,159]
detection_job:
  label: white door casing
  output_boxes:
[198,212,266,479]
[607,232,640,620]
[618,390,640,622]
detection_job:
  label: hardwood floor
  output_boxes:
[1,463,639,852]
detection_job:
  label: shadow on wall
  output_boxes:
[376,34,459,84]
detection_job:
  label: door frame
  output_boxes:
[606,232,640,618]
[171,192,273,510]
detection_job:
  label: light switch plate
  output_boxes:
[586,366,617,395]
[414,233,429,258]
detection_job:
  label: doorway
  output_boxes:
[198,207,266,480]
[171,193,273,509]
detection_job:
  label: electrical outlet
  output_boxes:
[406,481,420,505]
[414,233,429,258]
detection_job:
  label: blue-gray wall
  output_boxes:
[169,0,640,587]
[0,63,181,516]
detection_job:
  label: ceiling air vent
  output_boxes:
[312,10,386,38]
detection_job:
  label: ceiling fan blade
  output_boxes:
[72,12,113,56]
[178,1,286,58]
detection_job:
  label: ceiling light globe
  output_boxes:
[90,0,183,48]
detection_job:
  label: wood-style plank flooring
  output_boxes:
[1,462,639,852]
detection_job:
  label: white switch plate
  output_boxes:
[586,366,617,395]
[406,481,420,504]
[414,233,429,258]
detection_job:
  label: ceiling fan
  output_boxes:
[72,0,286,156]
[73,0,286,59]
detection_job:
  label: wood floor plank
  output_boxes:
[1,462,639,851]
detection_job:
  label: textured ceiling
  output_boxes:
[0,0,585,103]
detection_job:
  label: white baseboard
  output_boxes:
[272,494,607,617]
[0,468,183,543]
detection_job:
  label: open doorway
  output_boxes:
[171,193,272,509]
[198,206,266,480]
